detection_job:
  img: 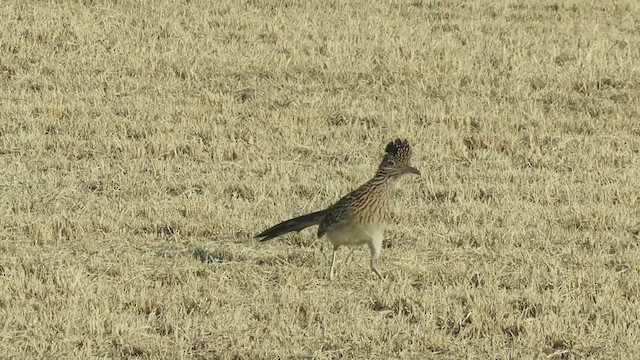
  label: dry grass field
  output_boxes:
[1,0,640,358]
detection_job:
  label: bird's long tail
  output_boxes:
[255,209,328,241]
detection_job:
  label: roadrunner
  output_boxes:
[255,139,420,280]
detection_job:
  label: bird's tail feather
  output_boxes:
[255,209,327,241]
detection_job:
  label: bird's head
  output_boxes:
[377,138,421,177]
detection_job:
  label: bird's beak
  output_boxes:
[403,164,421,176]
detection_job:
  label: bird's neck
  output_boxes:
[371,170,396,185]
[367,173,395,191]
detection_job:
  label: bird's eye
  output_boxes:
[388,159,396,166]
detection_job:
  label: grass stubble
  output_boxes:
[1,0,639,358]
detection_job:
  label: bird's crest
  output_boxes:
[385,138,412,164]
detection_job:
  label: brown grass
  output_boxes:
[1,0,640,358]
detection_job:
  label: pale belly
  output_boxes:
[326,223,385,247]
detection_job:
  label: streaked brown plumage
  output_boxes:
[255,138,420,280]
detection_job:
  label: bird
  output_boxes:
[255,138,420,280]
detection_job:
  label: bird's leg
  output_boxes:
[328,246,338,280]
[368,236,384,280]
